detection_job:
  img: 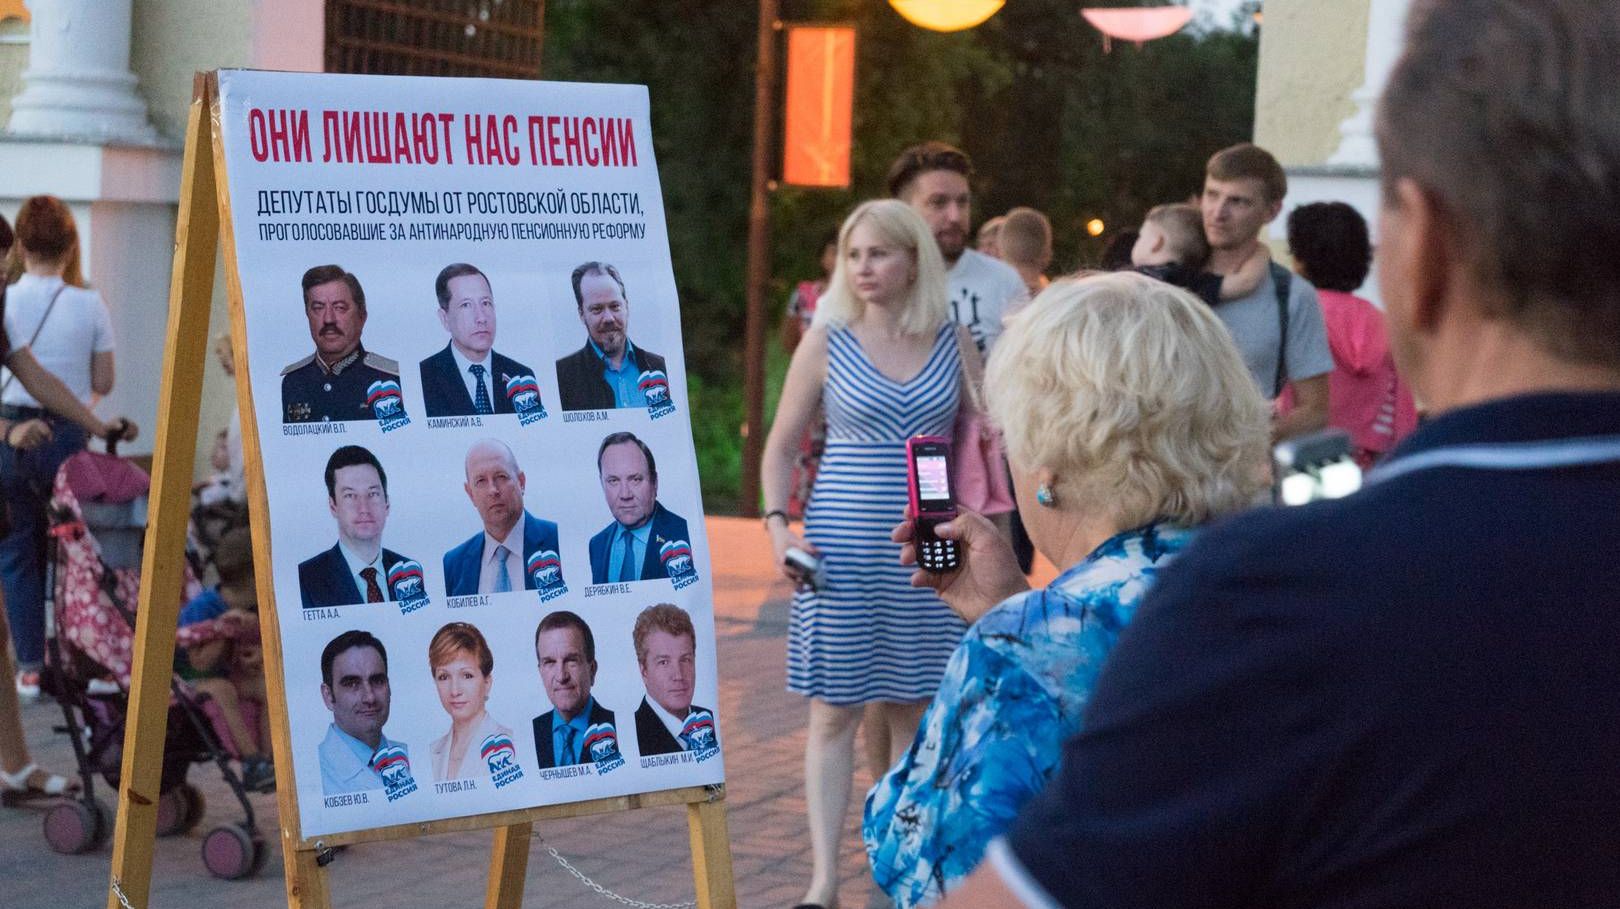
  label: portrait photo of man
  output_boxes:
[554,261,668,411]
[418,263,538,418]
[318,630,407,794]
[531,611,616,769]
[299,446,417,608]
[442,438,563,596]
[587,432,690,585]
[632,604,716,757]
[281,265,400,423]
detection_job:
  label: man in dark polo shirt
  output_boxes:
[281,265,399,423]
[937,2,1620,907]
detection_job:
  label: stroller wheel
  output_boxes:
[43,798,109,854]
[180,783,207,833]
[155,788,186,836]
[156,784,205,836]
[202,823,262,880]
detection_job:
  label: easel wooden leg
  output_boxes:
[485,822,534,909]
[687,794,738,909]
[287,843,333,909]
[104,72,220,909]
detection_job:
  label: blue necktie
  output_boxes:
[493,544,512,593]
[617,528,636,583]
[470,363,492,415]
[561,726,576,764]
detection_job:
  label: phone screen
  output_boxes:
[914,452,953,513]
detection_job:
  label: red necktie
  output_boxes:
[360,567,384,603]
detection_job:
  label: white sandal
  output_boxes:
[0,762,76,800]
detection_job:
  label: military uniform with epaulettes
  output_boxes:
[280,345,400,422]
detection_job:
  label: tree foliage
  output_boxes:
[543,0,1257,510]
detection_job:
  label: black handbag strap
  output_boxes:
[1270,262,1292,398]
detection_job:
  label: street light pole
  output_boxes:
[739,0,779,517]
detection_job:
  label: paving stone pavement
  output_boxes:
[2,517,1059,908]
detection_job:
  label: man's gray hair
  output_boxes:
[1378,0,1620,365]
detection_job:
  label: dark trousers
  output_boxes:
[0,408,86,665]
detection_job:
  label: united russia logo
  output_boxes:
[527,549,568,602]
[366,379,411,432]
[504,374,547,426]
[658,539,697,590]
[582,722,625,774]
[679,710,719,762]
[637,369,675,420]
[371,745,418,801]
[387,559,429,614]
[480,733,524,788]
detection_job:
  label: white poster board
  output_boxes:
[215,70,724,839]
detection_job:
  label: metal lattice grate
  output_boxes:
[326,0,544,79]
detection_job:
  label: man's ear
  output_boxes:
[1389,178,1452,335]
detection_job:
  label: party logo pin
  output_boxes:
[480,733,524,788]
[637,369,675,420]
[527,549,568,602]
[387,560,429,614]
[658,540,697,590]
[366,379,411,432]
[371,745,418,801]
[582,722,625,774]
[679,710,719,762]
[504,374,548,426]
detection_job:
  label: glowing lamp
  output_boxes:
[1085,218,1106,237]
[1080,6,1194,51]
[782,26,856,188]
[889,0,1005,32]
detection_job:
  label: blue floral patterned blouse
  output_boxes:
[861,523,1194,908]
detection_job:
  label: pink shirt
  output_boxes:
[1278,289,1417,458]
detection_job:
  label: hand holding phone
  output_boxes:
[783,546,824,590]
[907,435,962,573]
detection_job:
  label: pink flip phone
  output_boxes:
[905,435,961,572]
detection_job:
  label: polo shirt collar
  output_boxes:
[1386,392,1620,460]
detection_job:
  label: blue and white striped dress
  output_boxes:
[788,323,967,704]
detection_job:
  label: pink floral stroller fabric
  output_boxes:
[49,454,203,688]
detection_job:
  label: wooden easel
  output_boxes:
[103,72,737,909]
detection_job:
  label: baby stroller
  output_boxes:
[37,444,269,879]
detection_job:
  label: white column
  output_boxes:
[6,0,157,143]
[1326,0,1410,168]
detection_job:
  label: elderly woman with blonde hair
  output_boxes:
[863,271,1270,908]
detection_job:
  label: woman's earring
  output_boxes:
[1035,484,1056,507]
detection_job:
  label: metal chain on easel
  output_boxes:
[110,877,137,909]
[533,830,697,909]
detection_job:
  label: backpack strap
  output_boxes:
[1270,262,1292,398]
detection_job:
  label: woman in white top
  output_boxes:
[426,622,515,782]
[0,207,136,800]
[1,196,118,696]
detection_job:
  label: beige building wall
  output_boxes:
[131,0,254,141]
[2,0,317,479]
[0,17,26,127]
[1253,0,1369,167]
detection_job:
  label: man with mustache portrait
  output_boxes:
[281,265,400,423]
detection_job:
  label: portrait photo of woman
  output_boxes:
[426,621,514,783]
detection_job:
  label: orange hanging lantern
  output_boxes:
[1080,6,1193,52]
[889,0,1005,33]
[782,25,857,188]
